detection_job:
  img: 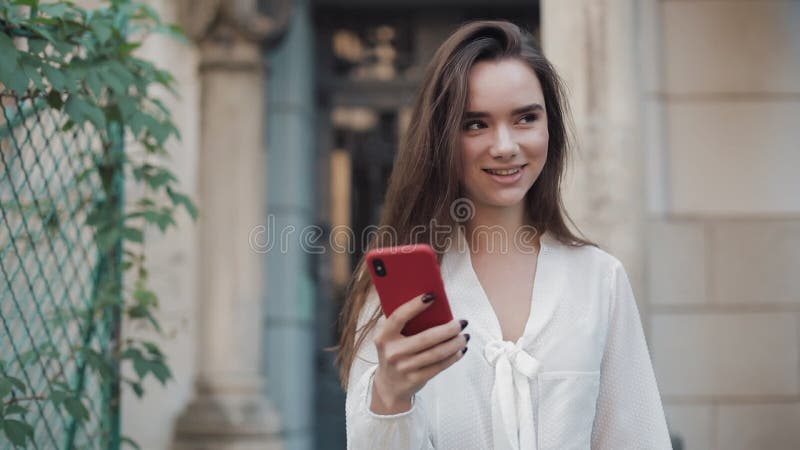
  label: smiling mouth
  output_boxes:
[482,164,527,176]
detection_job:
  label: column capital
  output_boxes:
[177,0,293,48]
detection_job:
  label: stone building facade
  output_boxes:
[122,1,800,449]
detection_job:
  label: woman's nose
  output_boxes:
[489,125,518,159]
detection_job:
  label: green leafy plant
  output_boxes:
[0,0,196,447]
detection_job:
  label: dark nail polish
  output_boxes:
[464,333,471,343]
[459,319,468,330]
[422,293,435,303]
[462,347,468,355]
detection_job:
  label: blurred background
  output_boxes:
[123,0,800,450]
[2,0,799,449]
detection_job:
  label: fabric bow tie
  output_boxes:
[484,340,541,450]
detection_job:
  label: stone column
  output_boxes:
[263,0,316,448]
[540,0,646,297]
[173,1,292,448]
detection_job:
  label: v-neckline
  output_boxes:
[447,228,562,348]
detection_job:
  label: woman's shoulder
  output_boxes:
[546,233,624,278]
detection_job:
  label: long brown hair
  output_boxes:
[335,20,594,389]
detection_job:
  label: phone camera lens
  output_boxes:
[373,259,387,277]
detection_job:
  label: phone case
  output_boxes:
[366,244,454,336]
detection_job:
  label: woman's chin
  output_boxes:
[478,193,527,209]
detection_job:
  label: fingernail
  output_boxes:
[464,333,471,343]
[462,347,468,355]
[459,319,468,330]
[422,293,435,303]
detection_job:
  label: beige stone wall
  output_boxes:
[644,1,800,448]
[119,1,201,448]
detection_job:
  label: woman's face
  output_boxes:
[459,58,549,211]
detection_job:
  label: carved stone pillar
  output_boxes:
[173,1,292,449]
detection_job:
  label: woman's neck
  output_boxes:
[464,202,538,255]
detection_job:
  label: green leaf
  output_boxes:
[149,361,171,385]
[85,70,103,98]
[106,60,136,89]
[99,66,127,94]
[20,59,45,90]
[51,381,71,392]
[132,355,149,379]
[63,397,89,422]
[147,167,177,189]
[41,2,69,19]
[155,23,188,45]
[65,93,107,129]
[121,347,142,361]
[28,37,48,55]
[49,389,68,405]
[136,197,156,209]
[46,89,64,109]
[64,94,88,123]
[129,381,144,398]
[29,19,57,43]
[133,287,158,307]
[0,60,28,94]
[90,19,112,44]
[118,41,142,57]
[133,3,161,25]
[152,209,175,231]
[141,341,163,358]
[7,377,26,394]
[4,404,27,416]
[0,378,12,399]
[148,120,172,145]
[1,6,21,26]
[61,119,75,131]
[84,103,107,129]
[52,39,73,56]
[0,33,19,66]
[128,111,146,137]
[42,63,68,91]
[122,435,142,450]
[167,187,198,220]
[117,96,137,122]
[122,226,143,243]
[2,419,34,446]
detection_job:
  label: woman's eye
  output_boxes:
[463,120,484,131]
[519,113,538,124]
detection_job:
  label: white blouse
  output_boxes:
[345,231,672,449]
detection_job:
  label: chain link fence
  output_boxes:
[1,90,120,449]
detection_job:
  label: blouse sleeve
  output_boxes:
[345,287,435,450]
[591,262,672,449]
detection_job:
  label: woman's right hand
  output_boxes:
[370,293,470,414]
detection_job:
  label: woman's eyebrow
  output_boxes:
[464,103,544,119]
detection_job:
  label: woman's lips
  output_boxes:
[482,164,527,184]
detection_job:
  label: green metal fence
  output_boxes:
[1,89,121,449]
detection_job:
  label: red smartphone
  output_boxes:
[366,244,454,336]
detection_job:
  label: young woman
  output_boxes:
[336,20,671,449]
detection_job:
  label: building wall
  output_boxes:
[644,1,800,448]
[119,1,201,448]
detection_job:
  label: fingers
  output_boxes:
[396,332,470,373]
[381,292,435,336]
[400,318,466,355]
[414,345,467,382]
